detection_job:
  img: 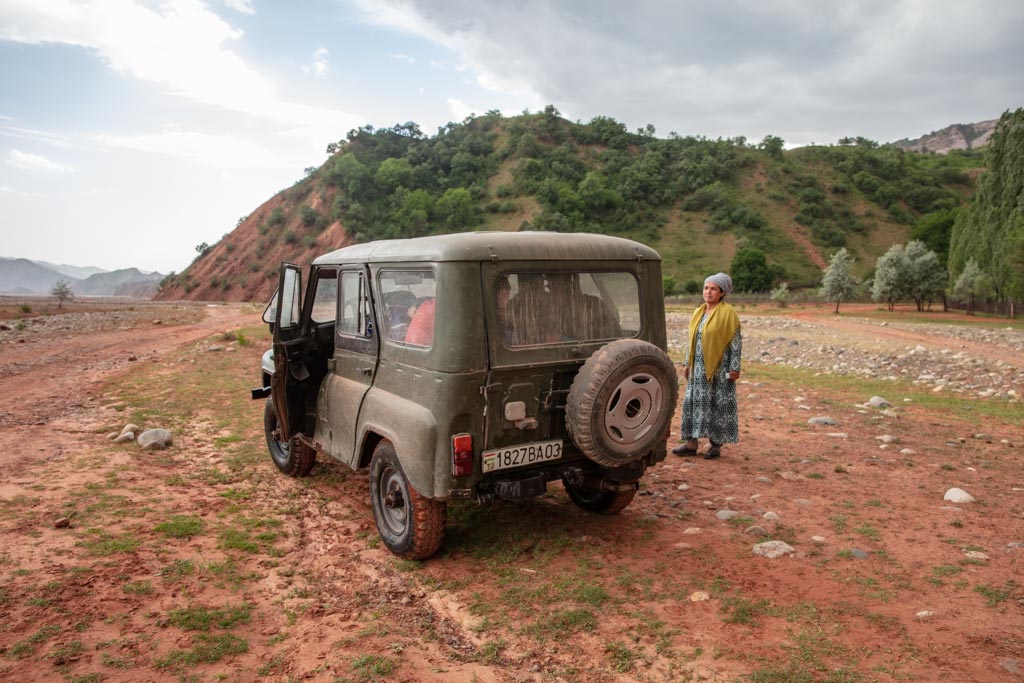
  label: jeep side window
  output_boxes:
[499,271,639,346]
[279,267,301,329]
[338,271,369,337]
[378,270,437,346]
[309,271,338,324]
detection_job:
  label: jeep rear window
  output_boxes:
[379,270,437,347]
[497,272,640,346]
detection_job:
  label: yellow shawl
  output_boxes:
[686,302,740,381]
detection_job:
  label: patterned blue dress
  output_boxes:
[680,312,743,445]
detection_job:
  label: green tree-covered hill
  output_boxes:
[157,108,983,302]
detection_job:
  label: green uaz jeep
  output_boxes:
[254,231,677,559]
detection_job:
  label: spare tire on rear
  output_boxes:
[566,339,678,467]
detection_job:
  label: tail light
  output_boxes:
[451,433,474,477]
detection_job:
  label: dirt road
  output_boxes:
[0,302,1021,682]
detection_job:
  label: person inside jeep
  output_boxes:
[404,296,436,346]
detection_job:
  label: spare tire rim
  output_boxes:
[603,371,662,446]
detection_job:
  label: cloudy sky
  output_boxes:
[1,0,1021,275]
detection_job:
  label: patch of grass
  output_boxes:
[853,525,880,542]
[574,583,609,606]
[160,559,196,581]
[605,641,638,673]
[7,623,60,658]
[167,603,252,631]
[219,528,260,553]
[102,652,134,669]
[829,516,848,534]
[721,593,779,626]
[80,530,142,556]
[156,633,249,668]
[523,609,597,639]
[123,580,153,595]
[974,582,1016,607]
[155,515,204,538]
[350,653,395,681]
[806,472,825,480]
[46,639,85,665]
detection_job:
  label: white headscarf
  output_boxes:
[704,272,733,295]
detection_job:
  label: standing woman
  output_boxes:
[674,272,742,459]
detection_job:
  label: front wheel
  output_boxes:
[369,440,446,559]
[563,480,637,514]
[264,397,314,476]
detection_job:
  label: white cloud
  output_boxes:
[7,149,73,172]
[0,1,361,135]
[0,124,73,148]
[349,0,1024,144]
[222,0,254,14]
[303,46,329,77]
[94,129,279,167]
[390,53,416,65]
[0,184,45,197]
[447,98,477,122]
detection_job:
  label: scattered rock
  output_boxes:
[943,487,976,503]
[113,432,135,443]
[716,509,740,521]
[964,551,989,562]
[915,610,935,620]
[899,448,916,455]
[779,471,806,481]
[876,435,900,444]
[207,345,225,352]
[793,499,813,506]
[138,428,173,450]
[119,423,140,436]
[673,542,693,550]
[683,528,702,535]
[850,548,870,560]
[1000,659,1021,676]
[869,396,891,408]
[689,591,710,602]
[756,476,772,484]
[745,526,768,536]
[811,535,827,544]
[827,432,849,439]
[808,416,838,426]
[762,511,780,522]
[677,483,690,492]
[54,517,71,529]
[752,541,795,559]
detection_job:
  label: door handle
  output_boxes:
[327,359,336,371]
[359,367,373,377]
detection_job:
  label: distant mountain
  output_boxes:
[32,260,107,280]
[891,119,997,154]
[75,268,162,298]
[0,257,76,295]
[0,257,161,297]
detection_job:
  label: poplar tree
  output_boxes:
[819,248,859,313]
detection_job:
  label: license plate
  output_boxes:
[482,439,562,473]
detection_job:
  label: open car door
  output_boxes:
[271,262,306,442]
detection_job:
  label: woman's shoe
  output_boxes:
[703,445,721,459]
[672,442,698,456]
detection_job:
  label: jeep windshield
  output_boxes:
[496,271,640,346]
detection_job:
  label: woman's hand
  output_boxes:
[683,365,689,380]
[727,370,740,382]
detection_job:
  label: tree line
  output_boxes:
[815,108,1023,317]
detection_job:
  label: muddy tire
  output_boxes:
[566,339,678,467]
[563,480,637,514]
[264,397,315,476]
[369,440,447,560]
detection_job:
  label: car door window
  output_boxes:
[379,270,437,346]
[310,270,338,324]
[339,270,370,337]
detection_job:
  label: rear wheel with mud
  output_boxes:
[369,440,447,559]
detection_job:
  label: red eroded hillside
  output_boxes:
[155,186,352,303]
